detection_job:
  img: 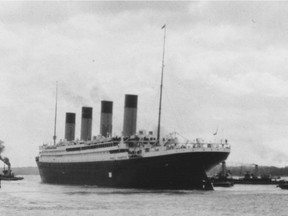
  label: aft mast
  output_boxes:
[53,82,58,145]
[157,24,166,142]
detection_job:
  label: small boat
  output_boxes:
[0,142,24,181]
[232,164,280,185]
[233,173,279,185]
[212,178,234,187]
[210,161,234,187]
[0,168,24,181]
[0,176,24,181]
[277,181,288,190]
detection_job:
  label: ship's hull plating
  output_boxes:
[36,151,229,190]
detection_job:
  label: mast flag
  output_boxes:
[161,24,166,29]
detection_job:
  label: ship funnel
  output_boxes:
[65,112,76,141]
[123,94,138,136]
[81,107,93,141]
[100,101,113,137]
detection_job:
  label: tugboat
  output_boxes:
[0,141,24,181]
[233,164,279,185]
[210,161,234,187]
[0,166,24,181]
[277,181,288,190]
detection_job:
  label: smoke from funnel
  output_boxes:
[0,140,11,170]
[0,140,5,154]
[0,155,11,169]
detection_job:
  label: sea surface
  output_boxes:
[0,175,288,216]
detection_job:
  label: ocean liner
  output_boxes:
[36,26,230,190]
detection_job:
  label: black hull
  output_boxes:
[278,184,288,189]
[233,179,279,185]
[0,176,24,181]
[213,181,234,187]
[36,151,229,190]
[210,177,234,187]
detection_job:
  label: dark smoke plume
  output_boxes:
[0,140,4,154]
[0,155,10,168]
[0,140,11,169]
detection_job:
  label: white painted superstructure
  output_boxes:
[38,135,230,164]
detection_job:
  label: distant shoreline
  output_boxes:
[209,165,288,177]
[8,167,39,175]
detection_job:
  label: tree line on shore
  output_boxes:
[209,165,288,177]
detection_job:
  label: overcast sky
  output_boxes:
[1,1,288,167]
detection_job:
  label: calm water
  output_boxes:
[0,175,288,216]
